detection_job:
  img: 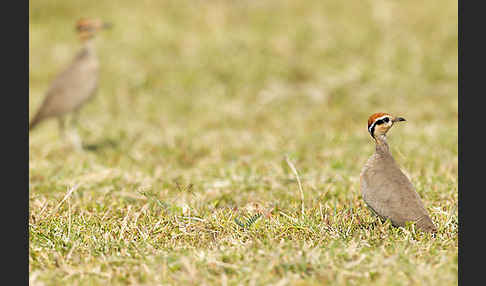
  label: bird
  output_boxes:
[29,18,112,143]
[360,112,437,232]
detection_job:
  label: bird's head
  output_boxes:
[75,18,112,41]
[367,112,406,139]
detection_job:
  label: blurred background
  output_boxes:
[29,0,457,149]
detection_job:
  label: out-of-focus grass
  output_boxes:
[29,0,457,285]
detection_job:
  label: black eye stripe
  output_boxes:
[375,117,390,125]
[76,26,95,32]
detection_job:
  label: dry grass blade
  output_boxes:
[50,183,80,216]
[285,155,305,218]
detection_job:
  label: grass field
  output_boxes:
[29,0,458,285]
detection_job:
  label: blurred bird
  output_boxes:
[29,18,112,143]
[360,112,437,233]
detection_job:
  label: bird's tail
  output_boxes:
[416,215,437,233]
[29,113,42,132]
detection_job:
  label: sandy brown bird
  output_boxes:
[360,112,437,232]
[29,18,111,137]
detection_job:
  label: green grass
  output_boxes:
[29,0,458,285]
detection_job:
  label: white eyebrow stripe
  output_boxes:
[368,115,391,133]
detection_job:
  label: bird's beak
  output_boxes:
[393,117,406,123]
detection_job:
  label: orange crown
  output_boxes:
[367,112,391,129]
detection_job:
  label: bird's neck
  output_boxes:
[82,38,97,54]
[374,134,391,156]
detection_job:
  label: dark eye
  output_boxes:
[383,117,390,123]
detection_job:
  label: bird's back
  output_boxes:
[360,152,436,232]
[31,47,99,124]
